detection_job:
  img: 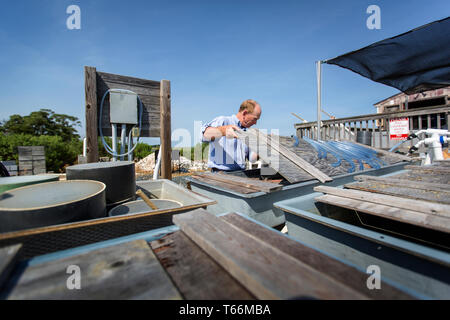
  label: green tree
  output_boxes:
[0,134,82,173]
[0,109,81,142]
[0,109,83,173]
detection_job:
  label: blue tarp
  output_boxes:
[325,17,450,94]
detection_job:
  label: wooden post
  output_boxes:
[160,80,172,180]
[85,66,99,163]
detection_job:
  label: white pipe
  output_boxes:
[82,137,87,157]
[153,149,162,180]
[316,61,322,141]
[111,123,118,161]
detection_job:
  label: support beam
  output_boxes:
[160,80,172,180]
[85,66,99,163]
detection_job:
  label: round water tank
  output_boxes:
[0,174,59,193]
[66,161,136,207]
[0,180,106,233]
[108,199,182,217]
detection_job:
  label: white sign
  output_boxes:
[389,118,409,140]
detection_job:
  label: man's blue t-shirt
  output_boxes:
[201,114,249,171]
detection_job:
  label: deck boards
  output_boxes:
[6,239,182,300]
[315,194,450,234]
[221,213,414,300]
[344,181,450,205]
[150,230,254,300]
[354,175,449,193]
[173,208,370,300]
[0,208,419,300]
[314,161,450,234]
[191,174,256,194]
[314,186,450,218]
[193,172,282,193]
[393,170,450,184]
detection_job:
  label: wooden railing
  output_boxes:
[294,105,450,149]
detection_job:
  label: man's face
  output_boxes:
[242,105,261,128]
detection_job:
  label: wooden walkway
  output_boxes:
[0,209,414,300]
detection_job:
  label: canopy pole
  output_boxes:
[316,60,322,141]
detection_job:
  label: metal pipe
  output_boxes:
[128,130,133,162]
[120,124,126,161]
[316,60,322,141]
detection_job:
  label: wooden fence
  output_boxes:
[295,105,450,149]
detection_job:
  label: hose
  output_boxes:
[99,89,143,158]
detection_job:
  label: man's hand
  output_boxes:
[203,125,241,141]
[219,125,240,139]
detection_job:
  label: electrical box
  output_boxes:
[109,90,138,125]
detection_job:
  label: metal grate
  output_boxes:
[0,211,180,261]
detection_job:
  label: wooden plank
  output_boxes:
[160,80,172,180]
[221,213,414,299]
[97,71,161,90]
[85,66,99,163]
[405,165,450,174]
[314,185,450,218]
[0,244,22,290]
[150,231,254,300]
[354,175,449,193]
[173,208,367,299]
[315,194,450,234]
[197,172,282,193]
[393,170,450,185]
[191,175,256,194]
[193,174,264,193]
[6,239,182,300]
[434,160,450,166]
[236,129,313,183]
[345,181,450,205]
[258,129,332,183]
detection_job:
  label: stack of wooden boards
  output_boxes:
[191,172,282,194]
[0,209,414,299]
[314,161,450,235]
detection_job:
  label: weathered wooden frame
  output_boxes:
[84,66,172,179]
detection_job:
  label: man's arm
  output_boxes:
[203,125,240,141]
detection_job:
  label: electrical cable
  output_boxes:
[99,89,143,158]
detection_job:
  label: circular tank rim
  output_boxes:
[0,174,60,184]
[0,174,60,193]
[108,199,183,216]
[0,179,106,212]
[66,161,135,170]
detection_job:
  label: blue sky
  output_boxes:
[0,0,448,146]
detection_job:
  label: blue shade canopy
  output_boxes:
[325,17,450,94]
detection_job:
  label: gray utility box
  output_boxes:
[109,90,138,125]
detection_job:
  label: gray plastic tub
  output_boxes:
[0,174,60,193]
[273,172,450,299]
[66,161,136,208]
[186,162,408,227]
[0,180,106,233]
[109,199,183,216]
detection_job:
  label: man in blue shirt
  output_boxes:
[202,99,261,171]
